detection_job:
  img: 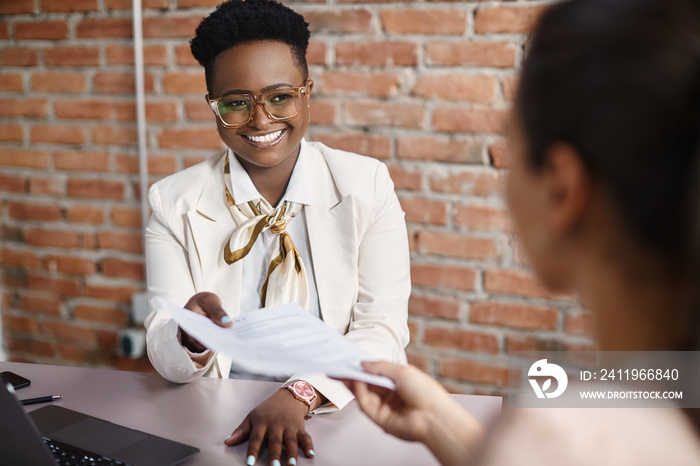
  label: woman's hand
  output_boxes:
[225,388,316,466]
[180,292,231,353]
[343,361,485,466]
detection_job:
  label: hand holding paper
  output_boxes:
[157,297,395,389]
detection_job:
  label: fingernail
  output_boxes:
[308,449,315,457]
[221,316,231,324]
[246,455,255,465]
[272,460,281,466]
[223,435,231,443]
[288,459,297,466]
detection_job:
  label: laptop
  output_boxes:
[0,382,199,466]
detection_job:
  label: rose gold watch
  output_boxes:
[286,380,317,413]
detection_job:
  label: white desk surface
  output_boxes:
[1,361,501,466]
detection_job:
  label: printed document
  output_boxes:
[156,298,394,389]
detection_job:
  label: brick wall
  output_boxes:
[0,0,592,394]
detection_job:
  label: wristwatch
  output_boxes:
[286,380,317,413]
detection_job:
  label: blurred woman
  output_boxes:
[344,0,700,464]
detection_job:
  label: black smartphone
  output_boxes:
[0,371,31,390]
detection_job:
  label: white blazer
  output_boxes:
[144,140,410,411]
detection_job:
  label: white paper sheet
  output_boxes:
[156,298,395,389]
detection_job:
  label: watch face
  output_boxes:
[293,382,315,400]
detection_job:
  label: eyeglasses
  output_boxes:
[206,83,309,128]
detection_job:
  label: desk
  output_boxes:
[0,361,501,466]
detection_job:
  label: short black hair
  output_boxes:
[190,0,310,93]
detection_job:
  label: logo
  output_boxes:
[528,359,568,399]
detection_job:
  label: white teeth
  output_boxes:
[246,130,283,143]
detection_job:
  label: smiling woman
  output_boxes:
[141,1,411,466]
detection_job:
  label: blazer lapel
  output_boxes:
[186,153,242,317]
[305,144,358,332]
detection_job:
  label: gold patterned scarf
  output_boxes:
[222,153,311,311]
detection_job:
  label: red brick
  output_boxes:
[3,268,28,288]
[425,327,499,354]
[439,357,509,387]
[105,0,167,9]
[484,268,562,300]
[42,321,98,344]
[6,336,55,358]
[28,176,65,195]
[475,5,547,34]
[76,17,132,38]
[415,230,499,261]
[24,228,86,249]
[0,97,48,118]
[0,173,27,192]
[425,41,516,68]
[174,44,199,66]
[0,123,23,142]
[1,0,34,14]
[15,20,68,40]
[0,21,7,39]
[409,294,460,320]
[309,100,336,125]
[8,201,62,222]
[111,206,141,228]
[0,48,38,66]
[57,344,113,366]
[66,205,105,224]
[304,10,372,34]
[91,126,138,146]
[345,101,424,129]
[564,311,594,337]
[489,141,509,168]
[412,74,497,103]
[54,150,110,171]
[73,304,128,326]
[400,197,447,225]
[30,125,86,145]
[502,75,519,102]
[430,170,502,196]
[381,10,466,35]
[411,263,476,291]
[97,231,143,253]
[27,272,81,297]
[306,42,326,66]
[312,134,391,160]
[114,154,177,175]
[470,301,558,330]
[184,156,206,168]
[506,334,595,353]
[321,71,399,98]
[15,292,61,316]
[0,248,42,269]
[44,47,100,67]
[454,205,511,232]
[157,127,222,150]
[0,148,49,169]
[114,101,179,123]
[93,72,154,94]
[67,178,124,200]
[162,72,206,95]
[31,72,86,93]
[106,44,168,66]
[184,99,212,122]
[45,255,96,276]
[84,283,139,302]
[40,0,98,12]
[434,107,506,134]
[143,16,200,38]
[175,0,220,6]
[0,74,23,92]
[406,350,430,373]
[336,41,418,66]
[388,165,421,191]
[397,137,483,163]
[101,258,145,281]
[54,100,111,121]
